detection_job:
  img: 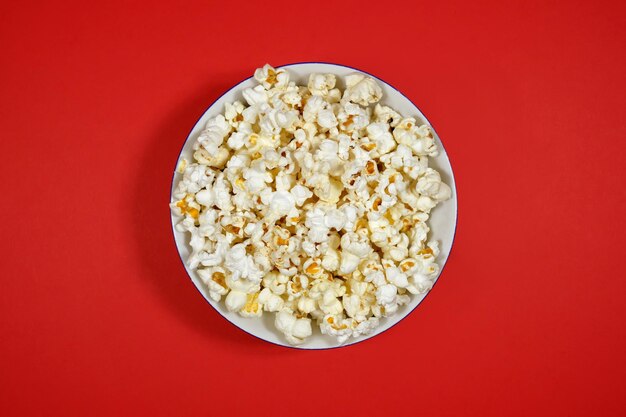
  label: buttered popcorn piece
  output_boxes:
[171,64,452,345]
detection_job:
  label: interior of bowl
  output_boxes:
[170,62,458,349]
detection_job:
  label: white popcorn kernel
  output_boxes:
[376,284,397,306]
[224,101,245,128]
[319,290,344,315]
[194,189,214,207]
[242,159,272,194]
[275,310,312,345]
[287,275,308,299]
[317,108,338,130]
[386,265,409,288]
[314,178,343,204]
[262,271,288,295]
[282,90,302,107]
[341,231,373,257]
[242,85,269,106]
[268,190,296,218]
[258,288,284,312]
[290,184,313,206]
[297,296,317,314]
[320,315,354,344]
[303,95,327,123]
[415,168,452,202]
[197,267,229,302]
[342,74,383,106]
[343,294,369,322]
[324,209,346,231]
[308,73,336,97]
[353,317,380,338]
[321,247,340,272]
[305,207,330,243]
[225,290,247,312]
[224,243,263,283]
[254,64,289,90]
[366,122,396,155]
[374,104,402,127]
[338,251,361,275]
[327,88,342,103]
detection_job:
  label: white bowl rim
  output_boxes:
[169,61,458,350]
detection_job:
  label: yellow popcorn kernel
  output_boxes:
[305,261,321,276]
[212,271,226,288]
[176,199,199,219]
[290,279,303,293]
[372,197,382,211]
[235,177,246,190]
[400,217,413,232]
[187,208,199,219]
[418,247,434,256]
[266,68,277,86]
[360,143,376,151]
[234,114,244,122]
[355,218,368,230]
[224,225,241,235]
[342,115,354,128]
[243,293,260,314]
[365,160,376,175]
[328,317,348,330]
[400,260,415,272]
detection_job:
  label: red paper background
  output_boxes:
[1,0,625,415]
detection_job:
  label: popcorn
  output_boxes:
[374,104,402,127]
[171,64,451,345]
[393,118,438,157]
[198,267,229,302]
[224,243,264,283]
[415,168,452,202]
[225,101,246,128]
[254,64,289,90]
[225,290,247,312]
[342,74,383,106]
[275,311,312,345]
[366,122,396,155]
[308,73,336,97]
[242,85,268,106]
[320,314,355,344]
[258,288,284,312]
[268,190,296,219]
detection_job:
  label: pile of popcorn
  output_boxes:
[171,64,451,345]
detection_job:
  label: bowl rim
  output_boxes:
[169,61,458,350]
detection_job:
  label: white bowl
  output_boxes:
[170,62,457,349]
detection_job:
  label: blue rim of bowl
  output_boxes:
[169,61,458,350]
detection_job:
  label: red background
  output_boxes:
[1,0,625,415]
